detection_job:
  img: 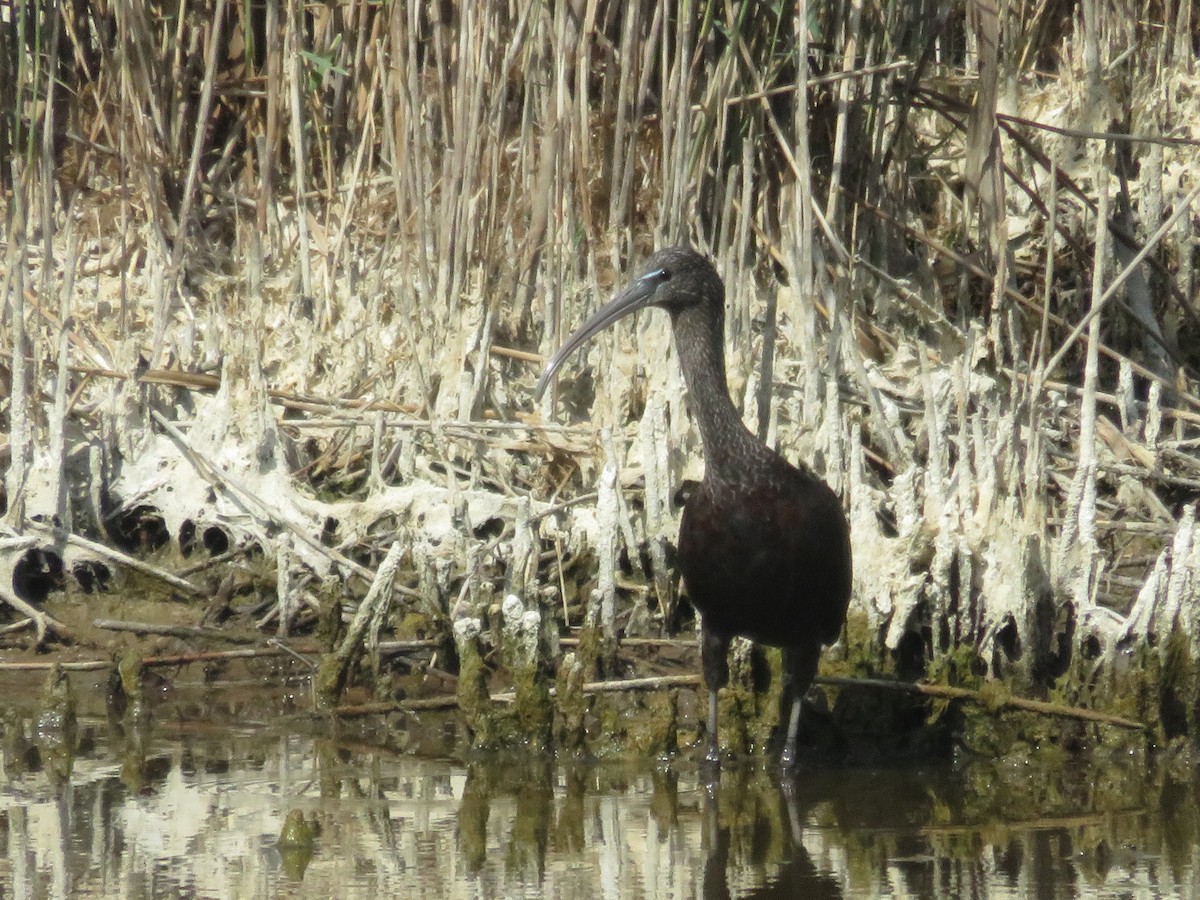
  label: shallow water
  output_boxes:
[0,674,1194,899]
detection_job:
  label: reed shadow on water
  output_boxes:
[0,695,1189,898]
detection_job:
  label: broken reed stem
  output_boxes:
[0,658,112,672]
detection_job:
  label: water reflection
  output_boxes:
[702,773,842,899]
[0,708,1191,898]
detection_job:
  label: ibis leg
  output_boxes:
[781,695,803,769]
[701,628,730,764]
[780,644,820,769]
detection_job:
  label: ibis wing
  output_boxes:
[678,476,851,648]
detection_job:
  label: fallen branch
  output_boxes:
[323,673,703,718]
[0,632,1147,733]
[0,658,110,672]
[93,618,261,644]
[814,675,1146,731]
[150,410,372,583]
[0,586,71,645]
[0,638,440,673]
[321,671,1146,731]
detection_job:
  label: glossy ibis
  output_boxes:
[535,246,852,766]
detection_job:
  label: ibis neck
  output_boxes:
[670,304,757,478]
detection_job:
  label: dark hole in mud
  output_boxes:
[668,593,696,635]
[12,548,65,604]
[749,645,771,694]
[321,516,339,545]
[995,615,1021,662]
[936,609,952,654]
[179,519,197,556]
[72,561,112,594]
[893,628,927,680]
[1036,594,1074,682]
[1081,633,1102,660]
[203,526,230,555]
[112,505,170,553]
[876,505,899,538]
[472,517,505,540]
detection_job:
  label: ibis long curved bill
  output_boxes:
[533,270,664,401]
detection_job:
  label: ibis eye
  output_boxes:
[657,268,672,281]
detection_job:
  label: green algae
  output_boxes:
[277,809,320,880]
[628,689,678,756]
[457,762,495,874]
[553,763,588,852]
[510,655,553,751]
[37,664,78,785]
[500,596,553,751]
[313,653,348,709]
[553,652,588,753]
[454,623,497,747]
[508,755,554,878]
[716,641,782,756]
[116,649,153,722]
[277,808,320,846]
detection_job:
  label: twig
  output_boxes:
[561,635,694,648]
[717,60,913,109]
[0,586,71,645]
[1014,371,1200,428]
[0,618,37,636]
[0,639,442,675]
[1042,181,1200,375]
[143,644,320,667]
[93,618,261,644]
[812,676,1146,730]
[322,673,704,718]
[0,658,110,672]
[996,112,1200,148]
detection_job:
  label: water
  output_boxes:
[0,673,1193,898]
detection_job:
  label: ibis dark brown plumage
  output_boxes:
[535,246,852,766]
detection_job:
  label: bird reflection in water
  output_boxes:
[703,770,842,900]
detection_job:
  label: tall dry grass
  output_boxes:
[2,1,1200,720]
